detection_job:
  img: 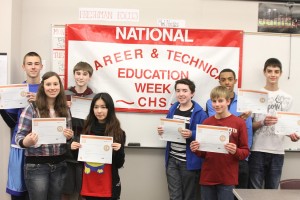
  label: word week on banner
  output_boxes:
[65,24,243,113]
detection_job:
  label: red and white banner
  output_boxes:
[65,24,243,113]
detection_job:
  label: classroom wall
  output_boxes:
[0,0,299,199]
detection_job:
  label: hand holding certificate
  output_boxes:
[196,124,230,154]
[0,84,29,109]
[159,118,186,143]
[237,89,268,114]
[70,96,92,119]
[275,112,300,135]
[32,118,66,145]
[78,135,113,164]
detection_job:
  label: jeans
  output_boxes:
[201,185,234,200]
[24,161,67,200]
[166,156,200,200]
[248,151,284,189]
[236,160,249,189]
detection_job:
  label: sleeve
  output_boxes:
[206,99,216,117]
[112,131,126,169]
[190,110,208,140]
[15,106,33,147]
[234,120,250,160]
[0,108,19,128]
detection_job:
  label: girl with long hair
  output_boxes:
[71,92,126,200]
[15,71,73,200]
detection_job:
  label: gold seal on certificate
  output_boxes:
[104,145,110,151]
[219,135,226,142]
[259,97,266,103]
[57,126,63,132]
[20,91,27,97]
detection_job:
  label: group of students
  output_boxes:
[157,57,300,200]
[1,52,125,200]
[1,52,299,200]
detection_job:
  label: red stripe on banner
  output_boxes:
[66,24,242,47]
[238,32,244,88]
[64,24,69,88]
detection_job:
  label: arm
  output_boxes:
[190,109,208,140]
[0,109,19,128]
[15,106,34,148]
[230,121,249,160]
[206,100,215,117]
[112,131,126,169]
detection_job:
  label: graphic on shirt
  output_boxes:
[84,162,105,174]
[268,94,292,112]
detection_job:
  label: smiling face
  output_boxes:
[212,97,230,115]
[93,98,108,123]
[22,56,43,80]
[43,75,61,100]
[219,71,237,93]
[264,66,282,86]
[175,83,194,107]
[74,70,91,88]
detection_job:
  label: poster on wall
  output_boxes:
[258,3,300,34]
[51,25,66,84]
[65,24,243,113]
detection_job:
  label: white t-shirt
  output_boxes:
[251,88,293,154]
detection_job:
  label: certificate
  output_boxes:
[78,135,113,164]
[237,89,268,114]
[70,96,92,119]
[0,84,29,109]
[32,118,66,145]
[160,118,186,143]
[196,124,230,154]
[275,112,300,135]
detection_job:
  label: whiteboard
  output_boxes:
[243,33,300,151]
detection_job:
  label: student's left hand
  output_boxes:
[225,143,237,154]
[63,128,73,140]
[180,129,192,138]
[289,133,300,142]
[239,111,252,120]
[112,143,121,151]
[27,92,36,102]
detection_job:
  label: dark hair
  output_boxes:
[174,78,195,93]
[23,52,42,65]
[219,68,236,80]
[264,58,282,72]
[82,93,124,143]
[36,71,68,118]
[73,61,93,77]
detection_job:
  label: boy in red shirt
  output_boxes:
[190,86,249,200]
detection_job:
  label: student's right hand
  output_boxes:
[26,92,36,102]
[66,101,72,108]
[239,111,252,120]
[71,141,81,150]
[23,132,38,147]
[157,125,164,135]
[190,141,200,152]
[263,115,278,126]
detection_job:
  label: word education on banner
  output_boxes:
[65,24,243,113]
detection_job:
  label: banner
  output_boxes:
[65,24,243,113]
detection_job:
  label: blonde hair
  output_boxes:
[210,86,230,100]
